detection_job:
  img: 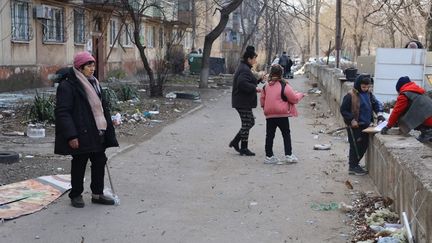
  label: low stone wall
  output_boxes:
[305,64,432,243]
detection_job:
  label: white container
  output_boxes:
[27,124,45,138]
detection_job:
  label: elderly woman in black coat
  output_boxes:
[55,51,119,208]
[229,46,263,156]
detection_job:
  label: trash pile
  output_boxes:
[347,193,409,243]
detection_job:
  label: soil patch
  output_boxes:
[0,81,230,185]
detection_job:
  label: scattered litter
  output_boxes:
[2,131,25,136]
[310,202,339,211]
[308,88,322,94]
[313,135,319,140]
[345,180,354,190]
[339,202,353,212]
[56,167,64,172]
[249,201,258,206]
[1,110,15,117]
[173,108,181,113]
[313,144,331,150]
[27,124,45,138]
[111,113,122,125]
[24,155,34,158]
[137,89,146,92]
[320,191,334,194]
[306,220,316,225]
[173,91,200,100]
[165,92,176,104]
[150,120,163,123]
[35,235,40,239]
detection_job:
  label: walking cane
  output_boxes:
[105,163,120,205]
[348,126,361,161]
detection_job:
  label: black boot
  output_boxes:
[239,141,255,156]
[229,133,241,152]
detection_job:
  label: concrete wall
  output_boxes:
[305,64,432,243]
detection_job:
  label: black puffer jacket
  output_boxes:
[232,62,258,108]
[54,67,118,155]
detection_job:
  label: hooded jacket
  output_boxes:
[340,75,383,126]
[260,79,304,118]
[54,67,118,155]
[232,61,259,109]
[387,82,432,128]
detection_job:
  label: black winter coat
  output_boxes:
[232,62,258,109]
[54,67,118,155]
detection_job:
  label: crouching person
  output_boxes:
[381,76,432,142]
[340,75,384,175]
[55,51,119,208]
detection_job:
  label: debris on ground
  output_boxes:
[348,193,408,242]
[308,87,322,94]
[313,144,331,150]
[310,202,339,211]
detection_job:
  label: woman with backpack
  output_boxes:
[260,64,305,164]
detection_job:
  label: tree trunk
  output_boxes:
[132,23,158,97]
[199,0,243,88]
[427,3,432,51]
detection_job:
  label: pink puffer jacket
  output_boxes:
[260,79,304,118]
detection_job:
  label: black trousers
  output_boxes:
[265,117,292,157]
[346,126,369,168]
[235,108,255,142]
[69,151,107,199]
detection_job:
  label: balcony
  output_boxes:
[83,0,120,11]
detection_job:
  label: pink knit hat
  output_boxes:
[73,51,95,69]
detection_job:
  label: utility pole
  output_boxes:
[335,0,341,68]
[191,0,196,49]
[315,0,319,60]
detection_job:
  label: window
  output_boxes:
[43,8,64,43]
[158,27,163,49]
[123,23,132,47]
[147,26,155,48]
[178,0,192,11]
[74,9,85,44]
[139,26,145,46]
[11,1,30,41]
[110,19,117,46]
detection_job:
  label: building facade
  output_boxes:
[0,0,193,91]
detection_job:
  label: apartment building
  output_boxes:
[0,0,193,91]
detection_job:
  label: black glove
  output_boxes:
[377,115,386,123]
[381,126,389,135]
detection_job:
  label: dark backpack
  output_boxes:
[263,81,288,102]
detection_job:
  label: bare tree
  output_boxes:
[239,0,267,55]
[119,0,161,96]
[199,0,243,88]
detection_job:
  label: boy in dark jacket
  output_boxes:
[55,51,119,208]
[340,75,385,175]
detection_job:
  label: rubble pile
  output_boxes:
[348,193,408,243]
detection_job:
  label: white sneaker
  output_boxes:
[285,154,298,163]
[264,156,283,165]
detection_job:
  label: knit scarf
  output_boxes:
[73,67,107,131]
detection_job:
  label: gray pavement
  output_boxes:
[0,76,376,242]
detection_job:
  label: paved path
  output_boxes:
[0,76,375,242]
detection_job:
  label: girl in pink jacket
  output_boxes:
[260,64,305,164]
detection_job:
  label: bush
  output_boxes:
[102,87,120,111]
[28,91,55,123]
[117,85,138,101]
[107,69,126,80]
